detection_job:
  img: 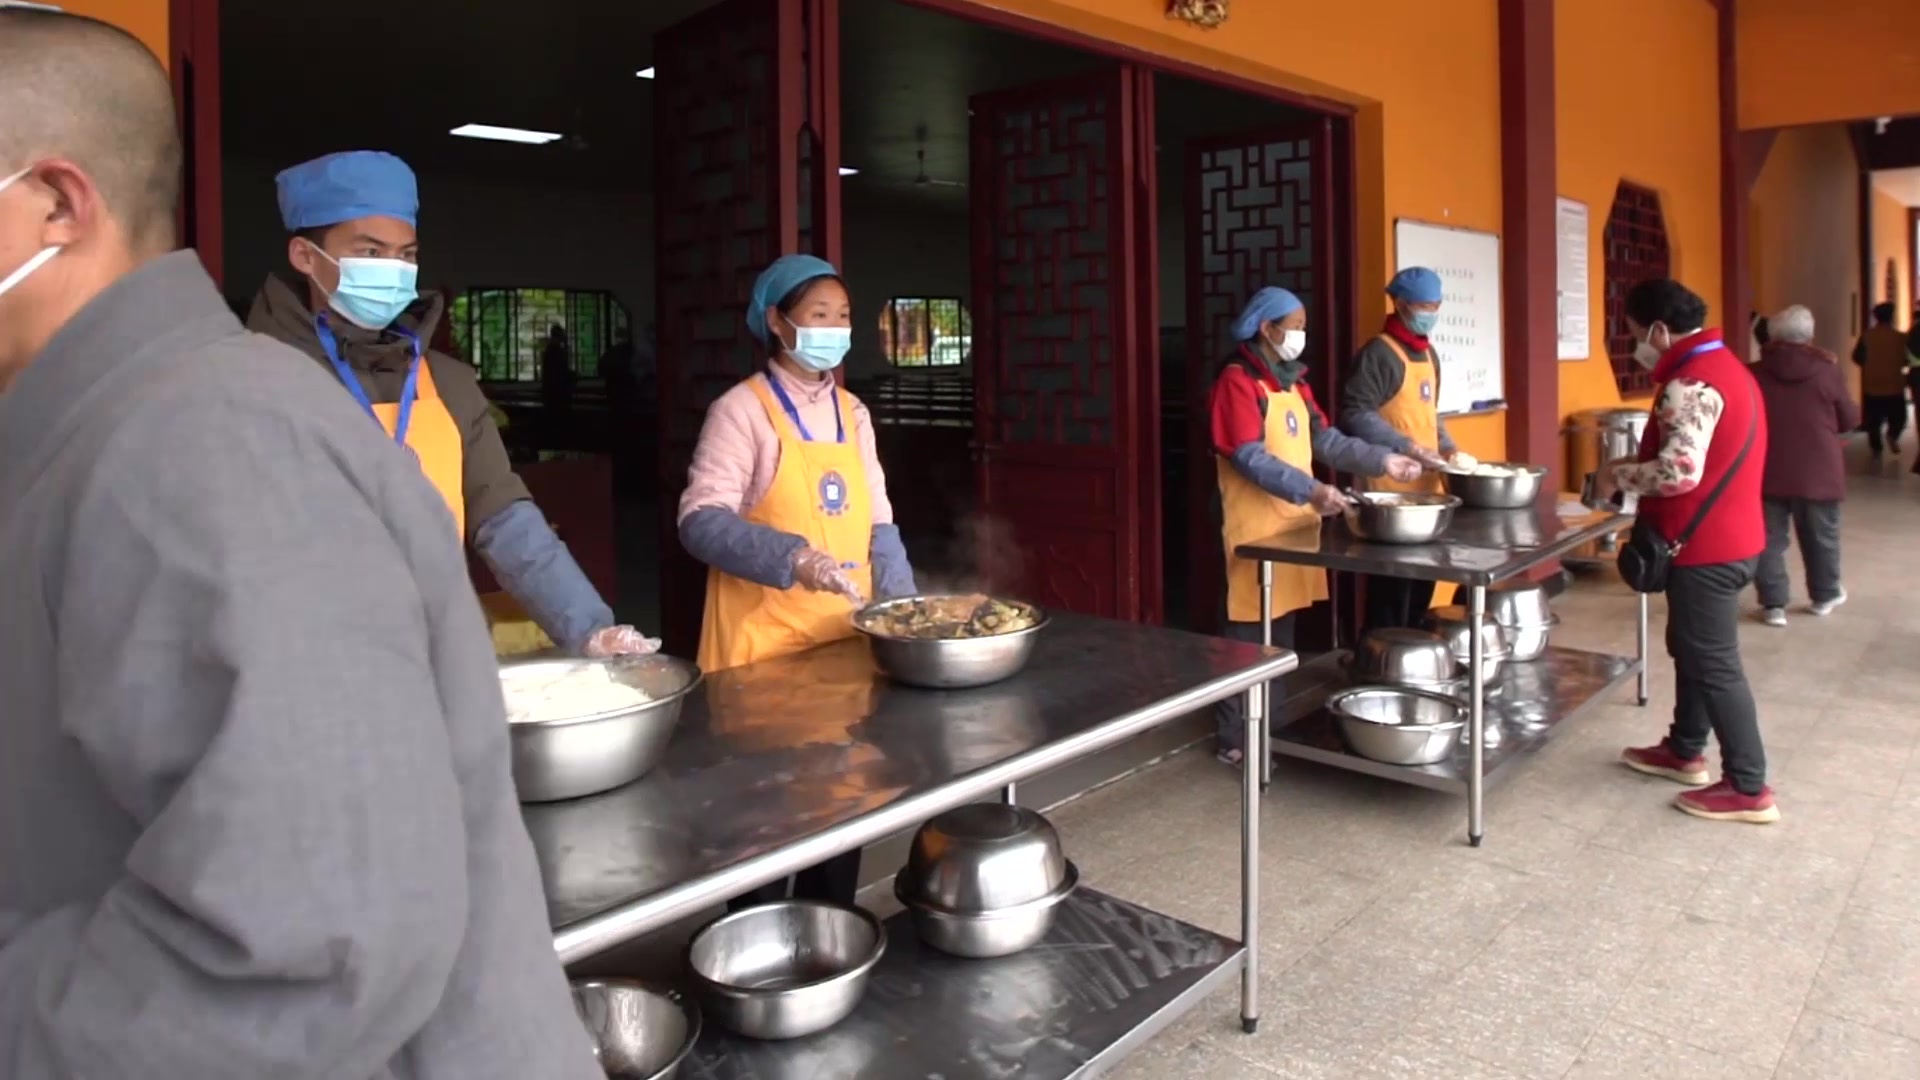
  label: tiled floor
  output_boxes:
[1064,454,1920,1079]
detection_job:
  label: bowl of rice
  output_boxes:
[499,654,703,802]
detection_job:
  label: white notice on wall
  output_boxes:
[1393,220,1504,415]
[1556,197,1591,361]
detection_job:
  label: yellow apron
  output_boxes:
[1218,372,1329,624]
[698,375,874,672]
[1366,335,1444,495]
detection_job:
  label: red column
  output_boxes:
[1498,0,1557,488]
[1720,0,1752,357]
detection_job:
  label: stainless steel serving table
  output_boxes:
[1236,505,1645,846]
[525,614,1296,1078]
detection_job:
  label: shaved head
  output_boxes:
[0,8,181,248]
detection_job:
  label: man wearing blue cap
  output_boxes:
[246,150,654,658]
[1342,266,1476,630]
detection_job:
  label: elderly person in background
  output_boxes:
[1852,302,1908,464]
[1750,306,1857,627]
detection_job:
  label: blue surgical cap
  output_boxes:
[276,151,419,232]
[1386,267,1443,305]
[747,254,840,343]
[1230,287,1304,341]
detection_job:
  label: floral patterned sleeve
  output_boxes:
[1610,377,1724,497]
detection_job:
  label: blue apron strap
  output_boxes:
[764,371,847,444]
[315,313,423,447]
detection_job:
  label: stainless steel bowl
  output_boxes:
[1424,606,1511,684]
[1439,464,1548,509]
[1487,580,1555,627]
[901,803,1069,913]
[502,655,703,803]
[895,861,1078,958]
[1499,616,1558,662]
[1350,628,1458,687]
[1344,492,1462,544]
[569,978,700,1080]
[686,901,885,1041]
[1328,686,1468,766]
[852,596,1049,689]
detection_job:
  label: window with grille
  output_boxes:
[1603,182,1671,396]
[447,288,630,382]
[877,297,972,368]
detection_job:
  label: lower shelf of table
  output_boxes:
[1267,646,1640,795]
[681,888,1244,1080]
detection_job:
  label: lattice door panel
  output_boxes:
[971,68,1145,621]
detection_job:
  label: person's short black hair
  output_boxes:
[1624,278,1708,332]
[1872,302,1896,324]
[292,224,333,246]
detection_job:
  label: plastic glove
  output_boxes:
[791,546,867,606]
[1408,445,1449,469]
[582,625,662,658]
[1448,449,1481,471]
[1382,454,1424,483]
[1307,483,1352,517]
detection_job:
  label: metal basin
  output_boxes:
[569,979,700,1080]
[853,596,1049,689]
[901,803,1069,912]
[1344,492,1461,544]
[1350,628,1458,687]
[1424,606,1511,684]
[1487,580,1555,628]
[686,901,885,1041]
[1440,463,1548,509]
[503,655,703,803]
[895,861,1078,958]
[1328,686,1468,766]
[1500,617,1558,663]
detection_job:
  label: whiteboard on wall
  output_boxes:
[1555,198,1591,360]
[1393,220,1504,415]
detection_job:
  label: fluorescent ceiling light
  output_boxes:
[636,67,656,79]
[838,166,859,176]
[450,123,563,145]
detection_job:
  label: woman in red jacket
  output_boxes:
[1748,305,1857,627]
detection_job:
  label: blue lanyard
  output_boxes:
[764,371,845,443]
[1666,338,1720,375]
[314,313,422,447]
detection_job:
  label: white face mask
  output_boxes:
[1272,329,1307,363]
[0,167,63,301]
[1633,324,1666,371]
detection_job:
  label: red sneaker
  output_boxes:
[1620,740,1711,786]
[1674,780,1781,824]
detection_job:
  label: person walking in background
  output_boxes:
[1750,305,1856,627]
[1906,307,1920,475]
[1852,302,1907,463]
[1603,278,1777,824]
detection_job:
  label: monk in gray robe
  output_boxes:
[0,12,597,1078]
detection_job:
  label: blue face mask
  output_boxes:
[310,244,419,330]
[1403,309,1439,337]
[786,325,852,372]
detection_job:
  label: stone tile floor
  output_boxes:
[1067,459,1920,1078]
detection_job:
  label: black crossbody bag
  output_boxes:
[1616,386,1757,595]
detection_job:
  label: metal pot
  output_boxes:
[1328,686,1468,766]
[503,655,703,803]
[1350,628,1458,687]
[894,861,1078,959]
[1439,464,1548,509]
[686,901,886,1041]
[901,803,1068,913]
[1343,492,1462,544]
[852,596,1049,689]
[1498,616,1558,662]
[1566,408,1651,493]
[1487,580,1554,627]
[1423,606,1510,685]
[569,979,701,1080]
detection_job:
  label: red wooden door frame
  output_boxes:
[168,0,223,287]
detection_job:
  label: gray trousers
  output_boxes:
[1215,612,1298,754]
[1668,559,1768,794]
[1754,497,1842,609]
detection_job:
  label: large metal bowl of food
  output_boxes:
[687,900,886,1041]
[569,978,701,1080]
[1328,685,1468,766]
[900,803,1070,912]
[1349,628,1459,688]
[1343,492,1462,544]
[1439,462,1548,509]
[894,860,1078,959]
[852,594,1048,689]
[501,654,703,803]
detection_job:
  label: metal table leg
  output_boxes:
[1636,591,1651,706]
[1240,681,1261,1034]
[1000,783,1017,806]
[1259,561,1274,791]
[1467,584,1487,847]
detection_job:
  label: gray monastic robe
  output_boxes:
[0,252,598,1079]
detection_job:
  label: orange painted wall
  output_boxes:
[60,0,168,67]
[1553,0,1722,440]
[1738,0,1920,130]
[1870,187,1913,329]
[973,0,1509,460]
